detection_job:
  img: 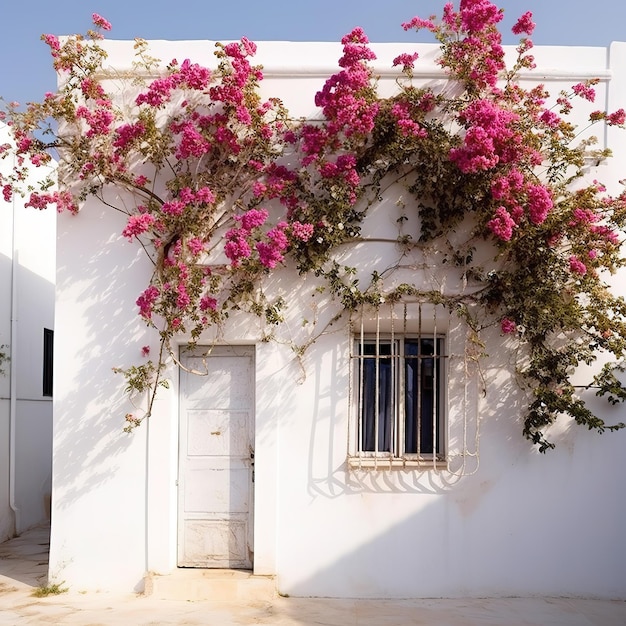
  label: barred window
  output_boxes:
[349,304,449,469]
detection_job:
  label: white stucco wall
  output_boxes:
[49,40,626,597]
[0,122,56,541]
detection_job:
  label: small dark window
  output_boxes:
[356,336,445,457]
[43,328,54,397]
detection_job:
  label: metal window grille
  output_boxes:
[350,303,448,466]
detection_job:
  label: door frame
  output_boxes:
[176,344,255,569]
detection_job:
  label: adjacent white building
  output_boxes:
[0,122,55,543]
[48,41,626,597]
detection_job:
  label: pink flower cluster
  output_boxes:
[608,108,626,125]
[210,38,262,110]
[80,78,106,100]
[457,0,504,33]
[92,13,112,31]
[122,213,156,240]
[450,100,523,173]
[540,109,561,128]
[163,186,215,219]
[320,154,359,184]
[486,170,553,240]
[402,17,436,32]
[224,208,290,269]
[500,318,517,334]
[526,184,553,224]
[186,237,205,256]
[391,100,428,138]
[569,255,587,275]
[225,209,269,266]
[136,285,160,319]
[200,295,217,312]
[136,59,212,108]
[261,164,299,208]
[76,105,115,137]
[257,223,289,268]
[487,206,516,241]
[569,206,620,246]
[572,81,596,103]
[312,27,380,144]
[41,33,61,65]
[170,119,211,160]
[511,11,535,36]
[289,221,315,242]
[438,0,506,90]
[25,190,77,214]
[114,122,146,149]
[602,108,626,126]
[392,52,419,73]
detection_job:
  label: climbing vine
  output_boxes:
[2,2,626,450]
[0,345,8,376]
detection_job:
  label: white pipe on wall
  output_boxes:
[9,159,21,534]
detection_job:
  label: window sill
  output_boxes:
[347,456,448,470]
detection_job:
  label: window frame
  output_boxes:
[348,305,449,470]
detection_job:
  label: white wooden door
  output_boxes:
[178,345,254,569]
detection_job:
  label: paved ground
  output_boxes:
[1,525,626,625]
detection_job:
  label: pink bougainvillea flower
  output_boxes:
[392,52,419,72]
[512,11,535,36]
[42,34,60,52]
[92,13,112,31]
[224,231,252,266]
[569,255,587,275]
[195,186,215,204]
[239,208,269,231]
[256,241,284,268]
[487,206,516,241]
[572,81,596,102]
[113,122,146,149]
[176,283,190,309]
[500,318,517,334]
[540,109,561,128]
[526,184,553,224]
[200,296,217,312]
[122,214,156,240]
[290,222,315,242]
[607,108,626,126]
[25,190,77,213]
[402,17,436,32]
[136,286,160,320]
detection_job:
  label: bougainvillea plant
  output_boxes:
[2,1,626,451]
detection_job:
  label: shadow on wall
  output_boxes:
[282,452,626,600]
[0,252,54,535]
[301,320,527,498]
[52,199,151,511]
[278,320,626,599]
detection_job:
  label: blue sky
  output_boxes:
[2,0,625,106]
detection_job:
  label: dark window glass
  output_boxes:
[358,338,443,456]
[43,328,53,397]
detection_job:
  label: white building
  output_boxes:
[49,41,626,598]
[0,122,55,542]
